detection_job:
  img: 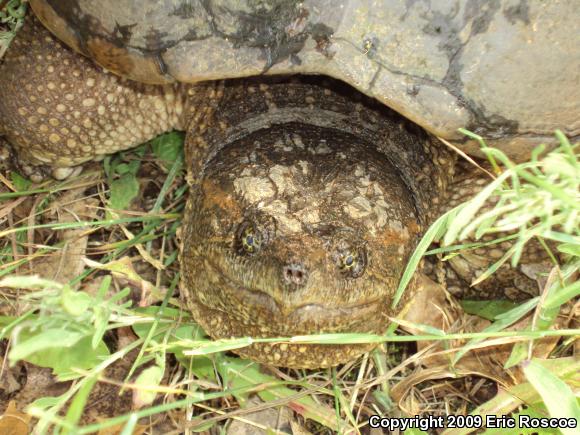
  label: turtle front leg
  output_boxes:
[434,165,554,301]
[0,15,212,181]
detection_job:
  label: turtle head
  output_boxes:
[180,121,423,367]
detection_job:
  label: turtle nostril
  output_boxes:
[282,263,308,287]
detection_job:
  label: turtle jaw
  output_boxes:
[184,255,393,336]
[220,269,388,332]
[179,244,402,368]
[185,294,381,369]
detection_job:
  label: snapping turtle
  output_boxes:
[0,2,567,367]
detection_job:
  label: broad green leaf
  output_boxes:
[459,300,520,321]
[28,395,64,411]
[493,297,539,321]
[150,131,184,171]
[9,328,109,380]
[176,355,217,384]
[11,171,31,191]
[131,306,183,339]
[172,326,217,383]
[114,162,131,176]
[0,315,18,328]
[523,359,580,435]
[503,341,529,369]
[108,172,139,211]
[133,365,164,408]
[9,328,84,361]
[30,336,109,381]
[61,286,91,316]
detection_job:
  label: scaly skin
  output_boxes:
[0,17,550,368]
[0,17,214,180]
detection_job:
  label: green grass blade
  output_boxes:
[62,374,98,434]
[392,206,459,308]
[443,170,512,246]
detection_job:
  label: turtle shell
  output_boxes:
[30,0,579,159]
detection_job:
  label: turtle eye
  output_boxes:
[335,247,367,278]
[236,221,262,255]
[344,254,355,267]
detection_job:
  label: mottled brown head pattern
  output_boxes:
[186,124,418,321]
[180,79,449,368]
